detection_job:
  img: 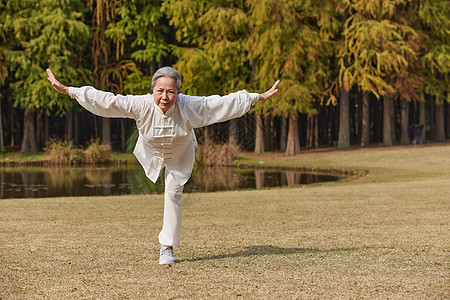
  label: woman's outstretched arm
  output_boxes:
[46,68,145,120]
[182,80,281,129]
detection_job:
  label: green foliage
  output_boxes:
[106,0,170,94]
[123,71,153,95]
[336,0,429,101]
[107,0,169,63]
[87,0,138,93]
[247,0,335,116]
[163,0,251,96]
[2,0,90,115]
[0,1,8,87]
[161,0,207,46]
[416,0,449,103]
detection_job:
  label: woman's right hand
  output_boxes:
[46,69,69,95]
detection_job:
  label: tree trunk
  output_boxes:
[44,116,49,145]
[338,10,350,149]
[383,95,392,146]
[400,99,410,144]
[203,127,210,143]
[429,96,435,140]
[286,114,300,155]
[36,113,44,148]
[102,117,111,150]
[0,99,4,149]
[361,91,370,146]
[264,115,272,151]
[435,101,445,142]
[338,85,350,149]
[280,116,287,153]
[228,119,238,145]
[21,111,38,152]
[204,125,214,144]
[419,100,426,143]
[350,94,356,141]
[314,115,319,148]
[390,97,397,143]
[271,116,277,150]
[307,115,318,148]
[307,115,312,148]
[94,116,100,140]
[372,96,382,143]
[9,106,14,147]
[254,114,264,153]
[446,100,450,139]
[325,107,332,144]
[120,119,126,152]
[74,110,80,145]
[66,109,74,143]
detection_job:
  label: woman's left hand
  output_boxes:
[259,80,280,101]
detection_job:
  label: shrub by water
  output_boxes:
[44,139,110,165]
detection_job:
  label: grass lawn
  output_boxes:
[1,143,449,299]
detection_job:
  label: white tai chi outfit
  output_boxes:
[68,86,259,247]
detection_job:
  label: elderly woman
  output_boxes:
[47,67,279,264]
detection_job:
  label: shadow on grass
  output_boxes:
[178,245,364,263]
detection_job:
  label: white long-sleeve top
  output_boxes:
[68,86,260,185]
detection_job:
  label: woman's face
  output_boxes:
[153,76,178,113]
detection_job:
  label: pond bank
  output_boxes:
[0,152,136,167]
[0,150,362,176]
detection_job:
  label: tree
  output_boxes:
[194,3,252,145]
[107,0,170,86]
[0,1,9,150]
[162,0,217,96]
[0,0,8,86]
[3,0,90,152]
[336,0,424,147]
[416,0,449,142]
[248,0,334,155]
[87,0,137,150]
[337,8,350,149]
[105,0,170,150]
[163,0,252,145]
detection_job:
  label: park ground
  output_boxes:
[0,142,449,299]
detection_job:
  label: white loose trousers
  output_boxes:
[159,168,184,247]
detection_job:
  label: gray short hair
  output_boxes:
[151,66,182,93]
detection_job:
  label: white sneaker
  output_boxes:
[159,246,175,265]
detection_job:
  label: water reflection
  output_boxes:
[0,165,341,199]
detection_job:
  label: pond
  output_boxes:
[0,165,342,199]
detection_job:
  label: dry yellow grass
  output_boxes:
[1,143,449,299]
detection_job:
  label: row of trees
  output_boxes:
[0,0,448,154]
